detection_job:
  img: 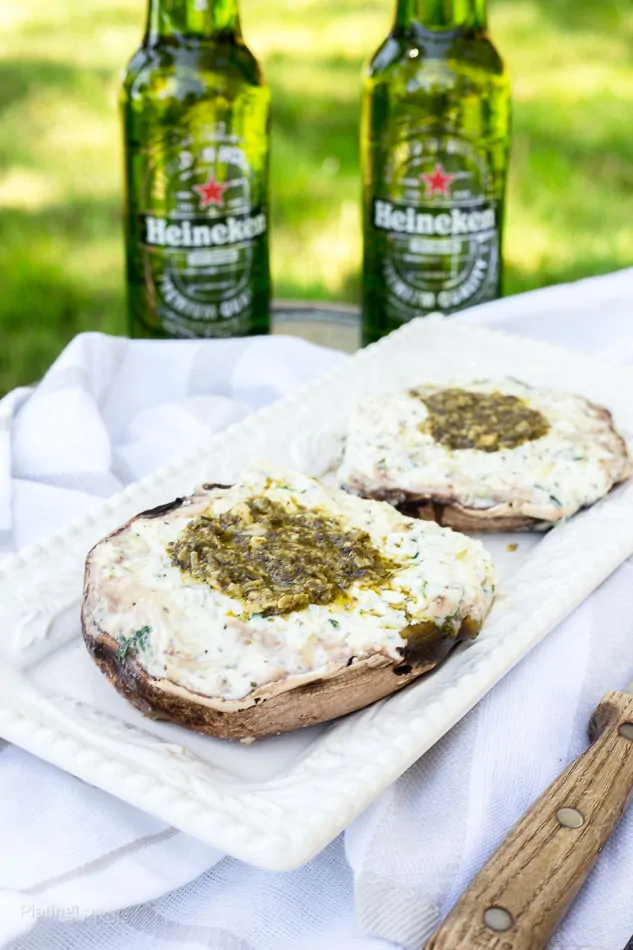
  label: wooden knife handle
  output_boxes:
[425,690,633,950]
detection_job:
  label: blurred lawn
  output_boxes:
[1,0,633,393]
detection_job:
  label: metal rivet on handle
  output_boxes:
[556,807,585,829]
[619,723,633,741]
[483,907,514,932]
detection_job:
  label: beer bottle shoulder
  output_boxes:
[366,29,507,85]
[122,39,265,103]
[366,33,410,78]
[458,34,506,77]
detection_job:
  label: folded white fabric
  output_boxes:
[0,334,347,947]
[2,272,633,950]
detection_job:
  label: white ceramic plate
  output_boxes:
[2,316,633,870]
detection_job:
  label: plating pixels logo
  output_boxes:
[420,163,456,198]
[193,172,229,209]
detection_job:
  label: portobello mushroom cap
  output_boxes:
[338,382,632,532]
[81,471,495,739]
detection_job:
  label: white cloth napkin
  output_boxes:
[2,272,633,949]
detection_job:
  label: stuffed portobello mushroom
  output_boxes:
[82,462,496,739]
[338,379,631,532]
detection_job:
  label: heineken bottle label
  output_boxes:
[134,125,268,338]
[370,133,500,317]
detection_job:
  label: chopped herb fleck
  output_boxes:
[117,625,152,661]
[329,618,340,628]
[439,613,460,637]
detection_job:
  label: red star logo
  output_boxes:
[193,173,229,209]
[420,163,456,197]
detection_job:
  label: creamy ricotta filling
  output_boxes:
[338,379,629,520]
[89,463,496,701]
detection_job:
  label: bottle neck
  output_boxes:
[147,0,242,41]
[395,0,485,31]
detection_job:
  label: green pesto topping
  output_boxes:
[416,387,550,453]
[168,496,398,615]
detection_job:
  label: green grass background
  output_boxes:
[1,0,633,393]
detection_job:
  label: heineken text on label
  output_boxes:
[142,212,267,248]
[373,200,496,237]
[122,0,271,340]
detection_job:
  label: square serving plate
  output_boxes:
[2,316,633,870]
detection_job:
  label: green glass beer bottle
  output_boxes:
[122,0,271,339]
[361,0,511,345]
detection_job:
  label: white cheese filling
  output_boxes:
[89,462,496,701]
[338,378,630,521]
